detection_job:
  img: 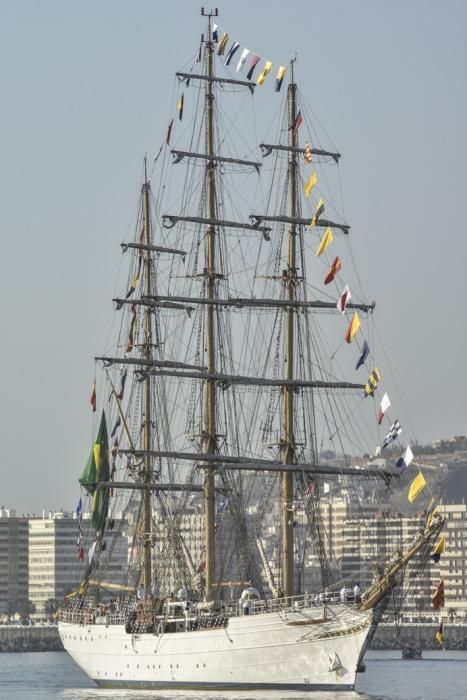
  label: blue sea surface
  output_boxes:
[0,650,465,700]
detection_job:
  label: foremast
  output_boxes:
[281,64,298,598]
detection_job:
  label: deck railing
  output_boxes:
[58,588,358,627]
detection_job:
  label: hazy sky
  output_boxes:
[1,0,466,514]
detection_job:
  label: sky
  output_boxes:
[1,0,466,514]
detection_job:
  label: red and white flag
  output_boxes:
[337,284,351,314]
[377,393,391,425]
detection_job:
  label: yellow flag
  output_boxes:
[432,536,446,556]
[345,312,360,343]
[315,227,333,256]
[408,472,427,503]
[257,61,273,86]
[304,171,317,198]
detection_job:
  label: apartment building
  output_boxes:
[0,508,29,617]
[438,503,467,614]
[29,511,129,618]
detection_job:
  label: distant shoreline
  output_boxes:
[0,624,63,653]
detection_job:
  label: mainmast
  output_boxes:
[281,64,298,598]
[202,7,218,602]
[142,157,153,598]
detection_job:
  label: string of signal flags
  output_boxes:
[174,22,287,125]
[298,116,442,516]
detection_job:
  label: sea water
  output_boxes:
[0,650,465,700]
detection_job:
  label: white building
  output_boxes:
[438,502,467,614]
[29,511,129,619]
[0,508,29,618]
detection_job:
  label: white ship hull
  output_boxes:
[59,604,372,691]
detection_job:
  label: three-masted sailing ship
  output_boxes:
[58,9,444,691]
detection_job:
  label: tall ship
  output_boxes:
[58,9,445,691]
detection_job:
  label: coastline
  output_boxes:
[0,625,63,653]
[373,621,467,651]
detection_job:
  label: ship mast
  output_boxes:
[202,7,218,602]
[142,157,153,598]
[281,62,297,598]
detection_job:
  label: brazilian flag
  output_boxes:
[79,411,110,531]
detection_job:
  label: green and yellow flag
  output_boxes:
[408,471,427,503]
[304,171,318,198]
[79,411,110,530]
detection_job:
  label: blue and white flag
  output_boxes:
[217,497,228,514]
[225,41,240,66]
[236,48,250,72]
[355,340,370,370]
[396,445,414,470]
[76,497,83,517]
